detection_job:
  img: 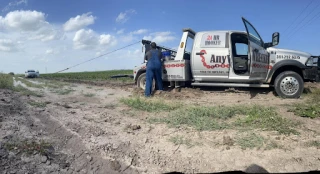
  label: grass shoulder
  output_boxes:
[288,88,320,118]
[121,96,300,135]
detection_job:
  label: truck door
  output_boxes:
[191,32,230,81]
[242,17,269,81]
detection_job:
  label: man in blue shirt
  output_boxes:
[144,42,163,97]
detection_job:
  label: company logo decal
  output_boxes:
[199,50,230,69]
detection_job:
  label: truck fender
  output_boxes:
[267,60,307,83]
[135,69,146,82]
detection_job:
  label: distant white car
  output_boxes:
[25,70,39,78]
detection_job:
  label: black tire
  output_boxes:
[316,74,320,82]
[274,71,304,98]
[136,73,155,91]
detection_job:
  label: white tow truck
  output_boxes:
[133,17,319,98]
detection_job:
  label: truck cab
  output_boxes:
[133,17,319,98]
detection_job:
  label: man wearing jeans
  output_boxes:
[144,42,163,97]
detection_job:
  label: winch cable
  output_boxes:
[54,41,141,74]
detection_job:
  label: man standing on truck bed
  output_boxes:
[144,42,163,97]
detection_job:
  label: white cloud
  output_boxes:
[2,0,28,12]
[143,31,176,43]
[115,29,148,44]
[0,9,174,74]
[63,12,96,32]
[115,9,136,23]
[131,29,148,35]
[0,10,47,32]
[119,34,135,43]
[96,51,102,56]
[99,34,116,46]
[73,29,99,50]
[116,29,125,34]
[73,29,116,50]
[0,10,64,42]
[0,39,17,52]
[29,24,64,42]
[45,49,54,54]
[45,48,61,55]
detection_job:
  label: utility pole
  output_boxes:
[45,67,47,73]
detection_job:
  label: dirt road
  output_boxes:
[1,78,320,173]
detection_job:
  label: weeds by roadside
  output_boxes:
[305,140,320,148]
[288,104,320,118]
[14,85,43,97]
[50,88,75,95]
[17,78,44,89]
[4,139,53,156]
[149,106,231,130]
[104,103,117,109]
[288,88,320,118]
[234,105,300,135]
[0,73,14,89]
[120,96,181,112]
[83,93,95,97]
[44,80,68,89]
[236,132,265,149]
[168,135,201,148]
[235,132,284,150]
[147,102,298,135]
[28,101,47,108]
[265,140,284,150]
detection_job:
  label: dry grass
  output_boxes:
[14,85,43,97]
[0,73,13,89]
[288,88,320,118]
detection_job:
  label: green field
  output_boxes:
[40,70,133,81]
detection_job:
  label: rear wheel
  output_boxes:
[316,74,320,82]
[274,71,304,98]
[136,72,155,91]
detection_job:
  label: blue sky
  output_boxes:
[0,0,319,73]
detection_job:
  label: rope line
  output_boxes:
[54,41,141,74]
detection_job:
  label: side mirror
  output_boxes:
[272,32,280,46]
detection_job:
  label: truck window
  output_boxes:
[185,37,193,53]
[235,43,248,55]
[243,20,263,47]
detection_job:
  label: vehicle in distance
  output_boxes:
[25,70,39,78]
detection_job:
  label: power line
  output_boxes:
[286,1,320,38]
[54,41,141,74]
[283,0,314,35]
[287,10,320,40]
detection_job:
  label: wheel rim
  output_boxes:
[139,75,155,91]
[139,76,146,90]
[280,76,299,96]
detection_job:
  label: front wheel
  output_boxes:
[136,72,155,91]
[274,71,304,98]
